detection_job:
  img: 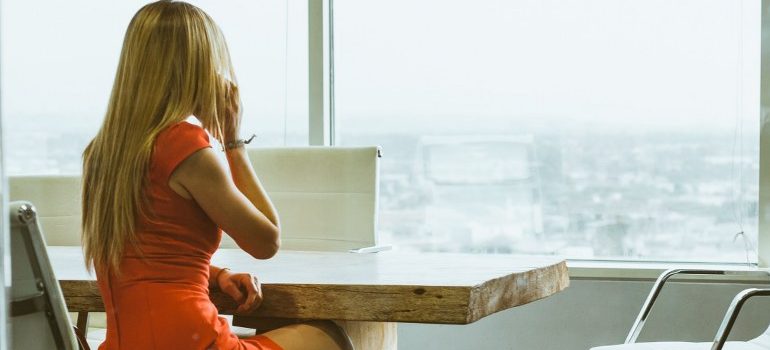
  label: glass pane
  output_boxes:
[1,0,307,175]
[334,0,760,262]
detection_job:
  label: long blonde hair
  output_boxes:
[82,0,236,272]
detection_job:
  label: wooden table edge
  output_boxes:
[59,259,570,325]
[466,259,570,324]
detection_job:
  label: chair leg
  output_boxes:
[76,312,89,336]
[73,326,90,350]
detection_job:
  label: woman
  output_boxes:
[81,1,352,349]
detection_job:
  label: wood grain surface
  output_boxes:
[52,247,569,324]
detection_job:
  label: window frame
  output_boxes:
[757,0,770,269]
[0,3,9,344]
[308,0,332,146]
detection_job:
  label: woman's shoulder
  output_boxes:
[152,121,212,180]
[157,121,209,144]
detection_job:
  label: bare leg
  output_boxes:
[260,321,354,350]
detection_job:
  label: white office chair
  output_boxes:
[9,201,86,350]
[222,146,382,335]
[219,146,383,252]
[591,269,770,350]
[8,175,105,348]
[10,145,384,253]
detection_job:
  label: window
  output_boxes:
[333,0,760,262]
[2,0,762,264]
[1,0,308,175]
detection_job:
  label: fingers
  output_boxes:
[220,278,245,304]
[222,81,241,142]
[236,274,263,314]
[229,82,239,96]
[229,84,240,114]
[220,272,265,315]
[224,80,238,102]
[248,275,263,312]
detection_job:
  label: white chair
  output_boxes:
[224,146,383,336]
[9,201,85,349]
[591,269,770,350]
[8,175,105,348]
[9,175,82,246]
[219,146,383,252]
[10,145,384,253]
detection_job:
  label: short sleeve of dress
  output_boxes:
[152,122,211,182]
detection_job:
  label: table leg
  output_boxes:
[335,321,397,350]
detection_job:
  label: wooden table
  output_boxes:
[52,247,569,350]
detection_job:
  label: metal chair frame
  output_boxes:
[625,268,770,350]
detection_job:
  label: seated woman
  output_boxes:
[80,1,353,349]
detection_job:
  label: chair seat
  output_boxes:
[592,341,768,350]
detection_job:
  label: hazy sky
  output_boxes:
[334,0,760,132]
[1,0,307,138]
[1,0,760,137]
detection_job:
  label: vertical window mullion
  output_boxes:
[308,0,332,146]
[757,0,770,268]
[0,3,8,344]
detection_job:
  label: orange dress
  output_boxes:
[96,122,282,350]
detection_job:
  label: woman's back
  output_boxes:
[95,122,257,349]
[120,122,218,284]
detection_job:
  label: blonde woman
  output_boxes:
[81,1,352,349]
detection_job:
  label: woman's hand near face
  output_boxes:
[217,269,263,315]
[223,82,242,143]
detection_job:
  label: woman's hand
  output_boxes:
[222,81,242,144]
[217,269,263,315]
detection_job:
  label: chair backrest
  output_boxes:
[219,146,381,252]
[9,201,79,350]
[8,176,81,246]
[9,146,382,252]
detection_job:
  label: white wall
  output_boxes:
[399,279,770,350]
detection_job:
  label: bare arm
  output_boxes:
[219,83,279,225]
[171,147,280,259]
[225,147,279,227]
[174,81,280,258]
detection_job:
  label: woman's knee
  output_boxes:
[260,320,354,350]
[305,321,353,350]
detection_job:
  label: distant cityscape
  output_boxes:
[341,127,759,263]
[4,116,759,263]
